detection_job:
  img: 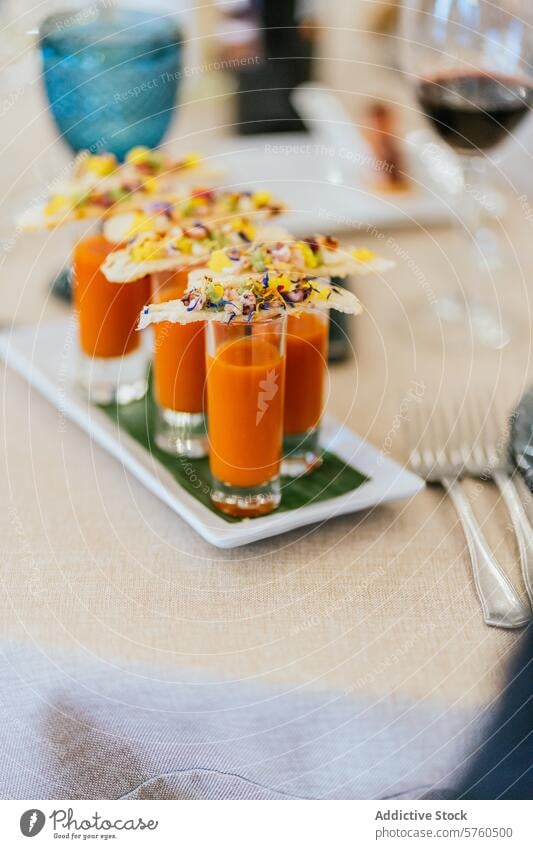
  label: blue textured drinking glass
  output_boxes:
[40,8,182,158]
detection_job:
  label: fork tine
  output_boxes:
[473,397,507,472]
[438,402,463,472]
[406,396,531,628]
[463,398,485,471]
[433,405,445,458]
[406,393,427,468]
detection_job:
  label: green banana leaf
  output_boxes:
[100,383,369,523]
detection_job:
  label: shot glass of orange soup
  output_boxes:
[150,267,208,457]
[73,233,150,404]
[206,313,286,517]
[282,309,329,476]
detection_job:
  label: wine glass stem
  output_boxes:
[459,155,487,305]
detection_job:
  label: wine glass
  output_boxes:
[40,6,182,158]
[401,0,533,348]
[38,5,183,299]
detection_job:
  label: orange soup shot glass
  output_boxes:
[206,313,286,517]
[150,268,208,457]
[73,233,150,404]
[282,309,329,476]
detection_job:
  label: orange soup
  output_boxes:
[207,336,286,487]
[151,268,206,414]
[284,311,328,435]
[73,234,150,358]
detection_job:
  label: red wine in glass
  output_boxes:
[402,0,533,348]
[416,72,533,153]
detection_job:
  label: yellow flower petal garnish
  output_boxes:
[124,212,152,238]
[85,154,116,177]
[182,152,201,169]
[317,286,331,301]
[297,242,319,268]
[353,248,376,263]
[45,195,70,215]
[252,191,272,207]
[183,196,203,215]
[275,274,292,289]
[230,217,256,241]
[131,239,164,262]
[175,236,193,254]
[126,145,151,165]
[208,249,233,272]
[142,176,159,194]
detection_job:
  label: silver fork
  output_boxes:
[465,403,533,608]
[407,402,531,629]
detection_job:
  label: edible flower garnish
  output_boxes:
[208,249,236,273]
[130,235,168,262]
[97,189,286,243]
[84,153,117,177]
[296,240,322,269]
[18,146,215,231]
[181,152,202,170]
[253,191,272,207]
[353,247,377,263]
[179,236,394,281]
[101,218,283,282]
[137,271,362,330]
[44,195,71,217]
[126,146,153,166]
[230,217,256,242]
[103,229,394,284]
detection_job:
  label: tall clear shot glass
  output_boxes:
[282,308,329,476]
[150,268,208,457]
[206,313,287,518]
[73,233,150,404]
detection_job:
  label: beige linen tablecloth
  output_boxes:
[1,89,533,733]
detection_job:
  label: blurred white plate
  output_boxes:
[196,82,463,236]
[0,319,424,549]
[201,131,458,236]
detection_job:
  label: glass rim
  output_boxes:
[213,307,332,327]
[39,9,183,46]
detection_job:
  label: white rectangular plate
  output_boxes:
[202,130,457,236]
[0,319,424,548]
